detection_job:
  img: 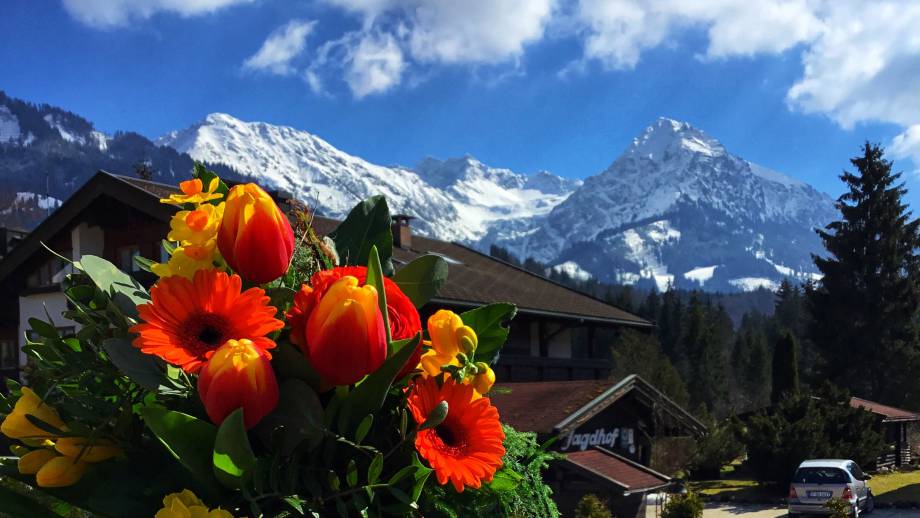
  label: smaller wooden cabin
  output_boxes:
[850,397,920,469]
[490,375,706,517]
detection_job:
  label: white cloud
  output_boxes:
[344,32,405,97]
[62,0,253,28]
[243,20,315,76]
[572,0,822,70]
[786,1,920,129]
[890,125,920,167]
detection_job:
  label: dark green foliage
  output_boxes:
[688,411,744,480]
[731,313,771,409]
[771,333,800,405]
[824,497,852,518]
[419,425,561,518]
[574,494,613,518]
[612,330,689,407]
[682,295,729,413]
[661,491,703,518]
[742,385,885,486]
[809,143,920,407]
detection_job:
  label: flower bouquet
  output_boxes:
[0,166,559,516]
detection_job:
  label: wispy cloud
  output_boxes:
[62,0,254,29]
[243,20,315,76]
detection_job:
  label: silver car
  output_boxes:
[788,459,874,517]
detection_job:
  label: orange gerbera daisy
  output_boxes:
[407,377,505,492]
[130,269,283,373]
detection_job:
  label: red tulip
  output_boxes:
[287,266,421,380]
[198,339,279,429]
[297,276,387,385]
[217,183,295,284]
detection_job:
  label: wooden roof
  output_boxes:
[303,220,651,327]
[489,375,705,436]
[564,448,671,494]
[0,171,650,328]
[850,397,920,422]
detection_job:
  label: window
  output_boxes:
[848,462,865,480]
[0,340,17,369]
[118,245,141,272]
[792,467,847,484]
[26,253,70,288]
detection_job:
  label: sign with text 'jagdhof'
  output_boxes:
[560,427,636,453]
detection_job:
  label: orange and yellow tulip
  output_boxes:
[300,276,387,386]
[217,183,294,284]
[198,339,279,429]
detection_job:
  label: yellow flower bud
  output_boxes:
[0,388,66,441]
[472,364,496,395]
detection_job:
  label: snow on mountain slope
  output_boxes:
[497,117,838,292]
[158,114,577,243]
[0,106,21,143]
[156,112,836,292]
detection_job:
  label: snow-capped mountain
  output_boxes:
[0,91,240,229]
[0,89,837,293]
[157,113,579,243]
[497,118,838,292]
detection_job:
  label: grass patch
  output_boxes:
[692,468,920,503]
[869,469,920,503]
[690,478,778,500]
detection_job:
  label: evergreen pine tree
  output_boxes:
[771,332,800,405]
[808,143,920,406]
[685,294,728,412]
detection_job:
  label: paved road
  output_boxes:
[700,503,918,517]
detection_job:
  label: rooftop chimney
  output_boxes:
[392,215,414,249]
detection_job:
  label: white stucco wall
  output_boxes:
[18,292,78,366]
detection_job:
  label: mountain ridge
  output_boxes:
[0,91,837,292]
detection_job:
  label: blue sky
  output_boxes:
[4,0,920,207]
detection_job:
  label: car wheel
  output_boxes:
[787,513,800,518]
[863,492,874,514]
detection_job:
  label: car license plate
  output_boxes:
[807,491,833,499]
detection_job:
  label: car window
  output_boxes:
[793,467,848,484]
[848,462,865,480]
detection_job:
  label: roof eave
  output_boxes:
[427,297,653,328]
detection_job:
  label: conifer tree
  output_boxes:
[771,332,800,405]
[809,143,920,406]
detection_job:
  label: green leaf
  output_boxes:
[141,407,219,489]
[335,333,421,434]
[213,408,257,489]
[368,453,383,485]
[271,341,324,388]
[486,467,524,491]
[410,453,432,503]
[193,162,230,204]
[102,337,164,391]
[418,401,448,431]
[24,414,66,436]
[27,318,59,339]
[77,255,148,318]
[464,303,517,366]
[329,196,393,275]
[133,255,155,273]
[355,414,373,444]
[392,255,449,307]
[366,246,391,345]
[346,460,358,487]
[258,378,325,454]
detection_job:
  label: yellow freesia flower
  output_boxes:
[160,178,223,206]
[54,437,122,463]
[17,449,57,475]
[155,490,234,518]
[152,246,218,280]
[419,310,477,377]
[167,203,224,246]
[0,387,67,440]
[35,456,87,488]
